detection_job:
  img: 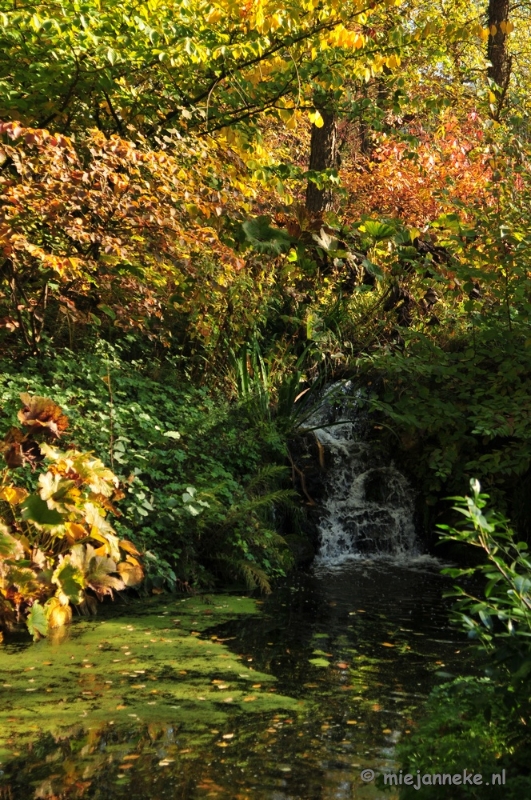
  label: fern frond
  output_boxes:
[245,464,290,494]
[235,560,272,594]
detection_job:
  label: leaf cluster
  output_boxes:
[0,392,143,640]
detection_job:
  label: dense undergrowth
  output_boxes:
[0,344,297,606]
[397,483,531,798]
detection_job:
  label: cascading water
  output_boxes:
[304,381,418,564]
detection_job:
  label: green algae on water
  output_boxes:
[0,593,301,763]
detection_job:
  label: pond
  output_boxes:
[0,559,472,799]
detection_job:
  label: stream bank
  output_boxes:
[0,560,471,799]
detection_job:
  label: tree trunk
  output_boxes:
[487,0,511,104]
[305,108,337,214]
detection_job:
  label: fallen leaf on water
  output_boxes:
[243,696,257,702]
[123,755,140,760]
[222,733,234,739]
[346,720,357,725]
[337,662,349,669]
[158,759,174,766]
[131,684,146,689]
[251,683,261,688]
[223,697,233,703]
[383,728,392,734]
[381,642,394,648]
[216,742,229,748]
[116,705,127,710]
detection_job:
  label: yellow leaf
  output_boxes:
[285,112,298,130]
[309,110,324,128]
[0,485,28,505]
[119,538,141,556]
[65,522,87,543]
[118,560,144,587]
[205,7,222,23]
[386,54,400,69]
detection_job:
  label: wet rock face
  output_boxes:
[291,382,418,564]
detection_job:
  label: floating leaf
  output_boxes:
[308,657,330,668]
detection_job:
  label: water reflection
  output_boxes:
[0,561,472,799]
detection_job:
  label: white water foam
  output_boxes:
[303,382,419,565]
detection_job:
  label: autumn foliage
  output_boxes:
[343,114,493,227]
[0,120,250,352]
[0,394,142,639]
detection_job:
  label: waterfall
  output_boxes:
[303,382,418,564]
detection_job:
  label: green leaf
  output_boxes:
[21,495,63,526]
[0,524,24,558]
[163,431,181,439]
[97,304,117,320]
[242,216,291,255]
[308,657,330,668]
[26,601,48,640]
[52,560,85,604]
[361,220,396,240]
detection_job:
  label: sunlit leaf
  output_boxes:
[26,601,48,639]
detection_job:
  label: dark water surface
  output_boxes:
[0,560,473,799]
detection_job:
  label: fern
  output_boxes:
[216,555,272,594]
